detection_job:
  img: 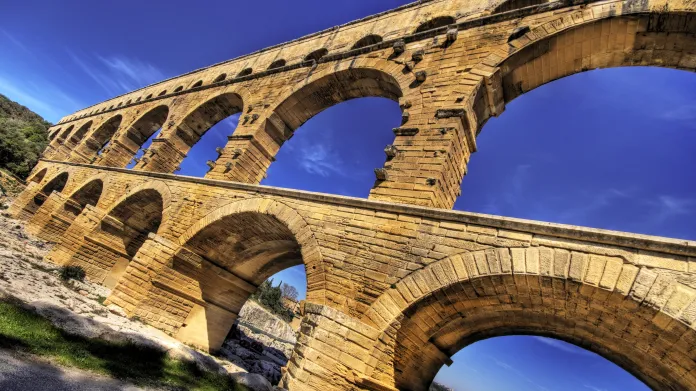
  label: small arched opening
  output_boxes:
[191,80,203,88]
[213,74,227,83]
[351,34,383,50]
[237,68,253,77]
[304,48,328,63]
[414,16,456,33]
[28,168,47,184]
[268,59,286,70]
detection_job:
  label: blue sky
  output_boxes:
[2,1,695,390]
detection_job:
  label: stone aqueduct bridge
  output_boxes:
[8,0,696,389]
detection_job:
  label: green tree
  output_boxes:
[250,278,295,322]
[0,94,50,179]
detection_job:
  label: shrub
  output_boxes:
[59,265,86,282]
[251,279,296,322]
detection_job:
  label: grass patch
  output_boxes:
[0,300,248,391]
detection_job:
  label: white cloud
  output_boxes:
[557,188,632,222]
[298,142,346,177]
[533,336,593,356]
[70,51,166,96]
[1,30,32,56]
[660,102,696,122]
[490,356,550,391]
[584,385,609,391]
[644,195,696,224]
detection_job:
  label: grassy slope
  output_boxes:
[0,300,248,391]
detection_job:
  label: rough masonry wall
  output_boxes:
[12,161,696,391]
[10,0,696,389]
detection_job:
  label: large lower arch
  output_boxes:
[68,115,123,164]
[98,105,169,168]
[362,248,696,391]
[27,176,105,243]
[106,198,324,352]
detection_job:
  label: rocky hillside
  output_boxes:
[0,94,51,179]
[221,300,298,385]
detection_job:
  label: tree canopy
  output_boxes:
[250,279,299,322]
[0,94,51,179]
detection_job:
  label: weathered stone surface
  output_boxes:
[12,1,696,390]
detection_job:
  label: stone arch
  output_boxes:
[29,175,106,243]
[208,58,417,188]
[304,48,328,62]
[48,129,60,141]
[191,80,203,88]
[112,197,324,352]
[15,171,69,220]
[268,59,286,69]
[61,180,170,289]
[352,34,383,50]
[272,67,403,131]
[27,167,47,184]
[237,67,253,77]
[414,15,456,33]
[363,248,696,391]
[65,120,93,148]
[163,92,244,163]
[98,105,170,168]
[70,114,123,163]
[177,197,324,292]
[56,125,74,143]
[474,8,696,129]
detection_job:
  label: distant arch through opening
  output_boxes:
[70,115,122,163]
[33,178,104,243]
[100,105,169,168]
[65,188,164,290]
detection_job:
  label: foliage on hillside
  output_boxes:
[250,279,298,322]
[0,94,51,179]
